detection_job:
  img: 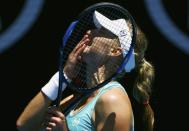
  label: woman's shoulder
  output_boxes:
[94,82,133,128]
[96,81,132,112]
[98,84,130,106]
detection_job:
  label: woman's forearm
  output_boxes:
[16,91,52,131]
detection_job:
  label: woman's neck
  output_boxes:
[86,65,106,87]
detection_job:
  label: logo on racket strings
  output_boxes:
[119,29,127,37]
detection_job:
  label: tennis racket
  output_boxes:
[56,2,137,112]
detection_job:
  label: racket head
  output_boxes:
[60,2,137,93]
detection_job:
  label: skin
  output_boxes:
[94,87,133,131]
[16,28,133,131]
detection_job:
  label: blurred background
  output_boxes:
[0,0,188,130]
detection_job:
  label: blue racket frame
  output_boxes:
[56,21,78,106]
[56,2,137,108]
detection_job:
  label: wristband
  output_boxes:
[41,72,71,101]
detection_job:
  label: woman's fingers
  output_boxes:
[47,106,65,119]
[46,116,63,124]
[43,106,68,131]
[43,116,56,131]
[73,34,89,53]
[46,122,56,128]
[46,126,52,131]
[44,112,64,130]
[60,94,74,110]
[73,30,92,53]
[74,39,89,57]
[64,30,92,78]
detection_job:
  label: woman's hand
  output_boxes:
[43,106,68,131]
[63,31,91,79]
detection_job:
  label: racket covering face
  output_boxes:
[59,2,137,95]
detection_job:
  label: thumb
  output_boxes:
[60,94,74,110]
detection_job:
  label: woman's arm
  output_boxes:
[94,88,133,131]
[16,91,75,131]
[16,91,52,131]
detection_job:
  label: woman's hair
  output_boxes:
[88,26,155,131]
[104,25,155,131]
[132,27,155,131]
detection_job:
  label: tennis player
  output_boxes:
[17,10,155,131]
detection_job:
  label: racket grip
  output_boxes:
[41,72,70,101]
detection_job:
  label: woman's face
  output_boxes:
[82,28,117,67]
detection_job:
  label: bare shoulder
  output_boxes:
[96,87,132,114]
[94,87,133,131]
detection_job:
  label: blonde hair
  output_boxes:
[133,27,155,131]
[110,26,155,131]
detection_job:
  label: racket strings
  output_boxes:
[75,39,121,89]
[81,25,128,88]
[73,39,111,89]
[62,5,135,91]
[63,38,111,89]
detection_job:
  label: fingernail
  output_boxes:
[87,30,91,34]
